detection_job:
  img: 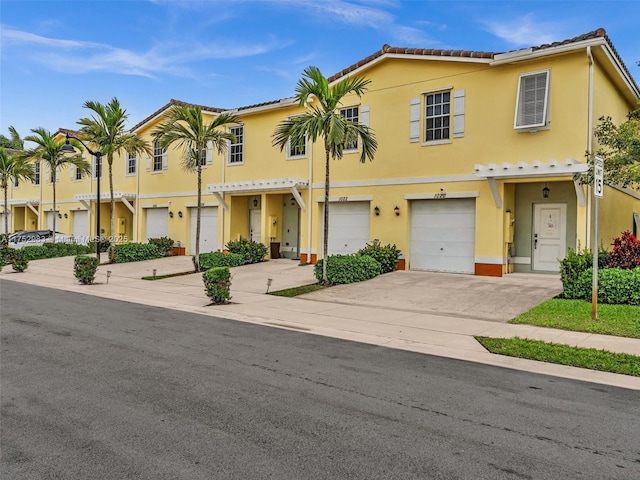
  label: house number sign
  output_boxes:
[433,192,447,199]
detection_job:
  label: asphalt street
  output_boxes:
[1,281,639,479]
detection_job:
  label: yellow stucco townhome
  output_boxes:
[6,28,639,276]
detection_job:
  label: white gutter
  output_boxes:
[491,37,605,66]
[586,46,594,248]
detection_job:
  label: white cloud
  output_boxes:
[0,26,286,79]
[483,14,565,47]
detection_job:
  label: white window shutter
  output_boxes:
[70,165,75,180]
[162,150,168,170]
[146,154,150,171]
[206,140,213,164]
[453,89,465,138]
[360,105,370,127]
[410,97,420,142]
[56,166,61,182]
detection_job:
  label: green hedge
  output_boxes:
[314,254,381,285]
[203,267,232,304]
[225,238,268,264]
[107,243,161,263]
[148,237,174,257]
[570,267,640,305]
[0,246,14,267]
[11,249,29,272]
[199,251,244,270]
[559,247,609,299]
[16,243,92,261]
[357,239,401,274]
[74,256,99,285]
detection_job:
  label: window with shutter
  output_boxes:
[340,106,359,151]
[153,141,163,172]
[228,126,244,164]
[514,70,549,129]
[424,91,450,142]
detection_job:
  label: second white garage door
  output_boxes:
[410,199,476,274]
[325,201,370,255]
[73,211,89,244]
[190,206,218,254]
[145,207,168,241]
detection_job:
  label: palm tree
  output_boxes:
[0,126,24,150]
[0,147,34,234]
[272,66,377,283]
[152,105,239,272]
[21,128,90,239]
[77,98,151,243]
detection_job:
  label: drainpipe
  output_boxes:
[586,46,594,248]
[220,145,225,250]
[306,135,313,264]
[135,153,140,242]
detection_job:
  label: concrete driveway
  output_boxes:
[301,270,563,323]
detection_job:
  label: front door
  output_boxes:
[533,203,567,272]
[250,209,261,243]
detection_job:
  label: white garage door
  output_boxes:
[410,199,476,274]
[325,201,370,255]
[190,206,218,254]
[0,214,7,234]
[73,211,89,244]
[145,208,168,241]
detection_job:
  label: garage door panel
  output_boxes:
[326,202,370,255]
[410,199,475,274]
[146,208,168,241]
[73,211,89,244]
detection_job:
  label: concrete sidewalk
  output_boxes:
[1,256,639,390]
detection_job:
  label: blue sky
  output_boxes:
[1,0,638,141]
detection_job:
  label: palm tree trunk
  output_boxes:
[52,170,56,242]
[194,164,202,272]
[322,146,330,283]
[108,157,115,261]
[3,183,8,234]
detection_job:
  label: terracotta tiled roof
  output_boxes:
[54,127,81,137]
[328,28,638,93]
[131,99,226,132]
[235,98,293,112]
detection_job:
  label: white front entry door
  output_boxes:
[190,206,218,254]
[250,209,261,243]
[533,203,567,272]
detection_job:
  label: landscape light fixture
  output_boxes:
[542,183,550,199]
[61,133,102,262]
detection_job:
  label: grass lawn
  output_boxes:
[476,336,640,377]
[509,299,640,339]
[268,283,328,297]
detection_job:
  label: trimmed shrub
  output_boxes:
[559,246,608,299]
[225,238,268,264]
[203,267,232,304]
[74,256,99,285]
[575,267,640,305]
[148,237,174,257]
[108,243,161,263]
[358,239,401,274]
[87,237,111,254]
[11,249,28,272]
[608,231,640,269]
[314,254,382,285]
[0,246,15,267]
[199,251,244,270]
[16,243,91,261]
[0,233,9,247]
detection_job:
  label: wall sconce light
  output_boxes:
[58,213,62,219]
[290,197,296,206]
[178,211,183,218]
[169,211,174,218]
[253,197,259,207]
[374,206,380,216]
[394,206,400,216]
[542,183,550,199]
[64,213,68,219]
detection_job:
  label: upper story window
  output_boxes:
[127,153,137,175]
[287,136,306,159]
[514,70,550,129]
[229,125,244,164]
[200,146,207,167]
[425,91,450,142]
[14,177,19,188]
[340,106,359,150]
[75,165,83,181]
[153,141,164,172]
[33,161,40,185]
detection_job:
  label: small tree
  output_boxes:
[21,129,90,238]
[272,66,377,283]
[0,147,34,234]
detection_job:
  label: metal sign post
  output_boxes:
[592,156,604,321]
